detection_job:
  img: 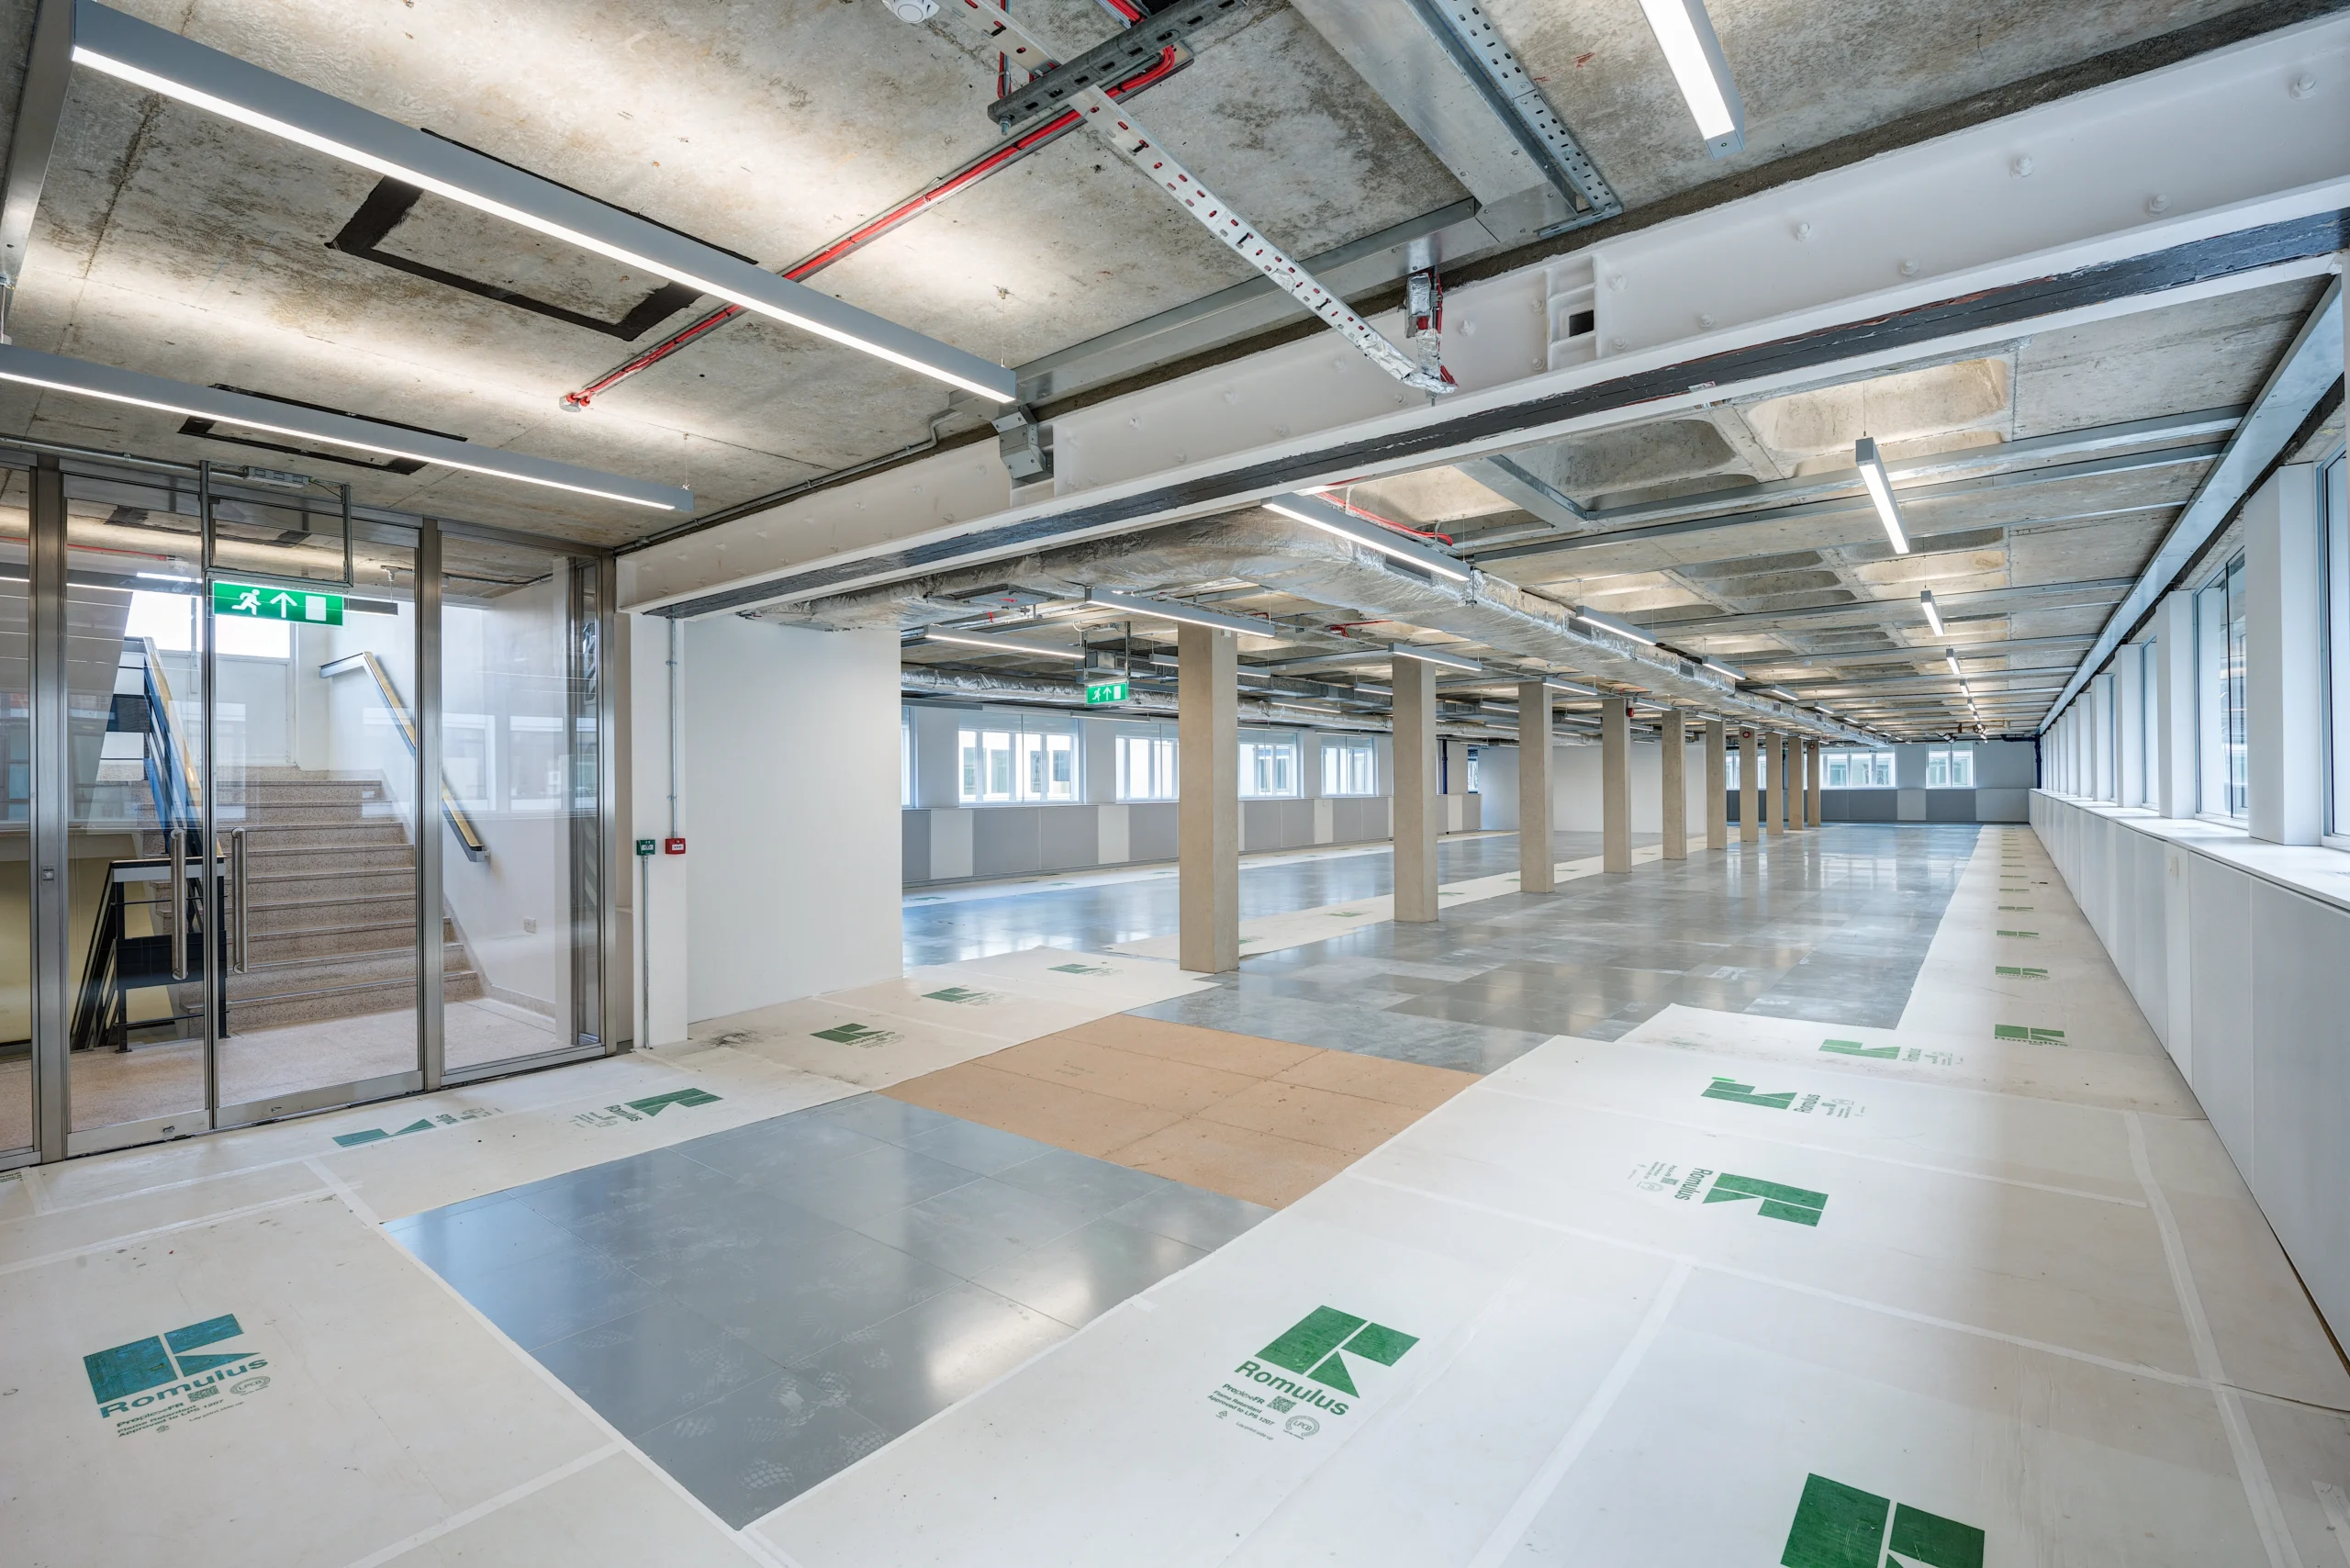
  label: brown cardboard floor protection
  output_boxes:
[881,1014,1479,1208]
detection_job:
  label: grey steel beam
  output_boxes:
[1469,442,2221,563]
[0,0,74,299]
[2044,277,2344,722]
[1644,576,2136,636]
[1400,0,1618,217]
[1456,453,1589,534]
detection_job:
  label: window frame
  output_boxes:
[2322,449,2350,849]
[1115,731,1179,802]
[958,717,1079,805]
[2194,549,2249,823]
[1320,736,1379,797]
[1238,733,1302,800]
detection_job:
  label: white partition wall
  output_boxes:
[683,617,901,1020]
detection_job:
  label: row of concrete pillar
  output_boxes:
[1176,625,1830,972]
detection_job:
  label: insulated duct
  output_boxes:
[794,511,1880,744]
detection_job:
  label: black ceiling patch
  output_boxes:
[330,177,706,339]
[178,385,469,476]
[327,130,757,342]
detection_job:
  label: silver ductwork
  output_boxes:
[795,512,1880,745]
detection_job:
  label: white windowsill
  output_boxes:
[2036,790,2350,915]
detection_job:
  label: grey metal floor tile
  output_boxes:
[673,1114,894,1188]
[773,1142,986,1224]
[565,1187,850,1291]
[792,1282,1073,1437]
[1106,1184,1275,1251]
[666,1226,964,1368]
[847,1176,1099,1279]
[534,1300,778,1437]
[802,1094,962,1145]
[633,1369,890,1529]
[988,1146,1178,1218]
[974,1216,1207,1327]
[458,1239,669,1350]
[898,1117,1061,1175]
[388,1193,580,1284]
[511,1148,741,1232]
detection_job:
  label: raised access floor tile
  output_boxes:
[634,1368,890,1529]
[793,1282,1073,1436]
[534,1298,778,1437]
[974,1215,1206,1327]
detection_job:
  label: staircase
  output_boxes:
[154,767,483,1034]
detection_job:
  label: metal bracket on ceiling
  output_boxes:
[1399,0,1621,228]
[985,0,1248,130]
[991,405,1053,482]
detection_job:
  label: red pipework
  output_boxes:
[562,44,1178,410]
[1309,486,1457,547]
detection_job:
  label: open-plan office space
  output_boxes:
[4,1,2350,1562]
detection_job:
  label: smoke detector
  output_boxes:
[878,0,939,19]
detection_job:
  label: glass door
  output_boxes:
[205,489,423,1127]
[57,465,428,1154]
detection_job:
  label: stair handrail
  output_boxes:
[319,651,489,862]
[138,635,199,830]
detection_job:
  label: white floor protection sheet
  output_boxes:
[690,945,1216,1087]
[0,1096,783,1568]
[1111,836,1713,964]
[757,1038,2350,1566]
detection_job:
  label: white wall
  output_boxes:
[2034,790,2350,1338]
[628,613,688,1048]
[684,617,901,1020]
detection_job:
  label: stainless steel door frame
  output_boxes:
[28,454,67,1163]
[417,518,444,1092]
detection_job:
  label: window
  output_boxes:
[959,722,1076,804]
[1238,735,1300,799]
[2195,550,2247,819]
[1823,749,1895,788]
[1724,752,1740,790]
[2325,453,2350,839]
[1464,747,1481,794]
[127,588,290,658]
[2140,640,2160,807]
[1925,747,1974,788]
[1322,737,1378,796]
[1116,734,1178,801]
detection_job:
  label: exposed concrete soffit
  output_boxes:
[800,513,1879,743]
[2042,271,2346,727]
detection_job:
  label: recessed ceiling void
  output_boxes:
[831,276,2333,742]
[0,0,2303,547]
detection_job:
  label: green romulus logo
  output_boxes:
[84,1314,267,1417]
[1234,1305,1418,1413]
[1782,1473,1983,1568]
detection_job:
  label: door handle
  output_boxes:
[169,827,188,979]
[229,828,249,975]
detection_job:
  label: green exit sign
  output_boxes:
[214,581,342,625]
[1084,678,1129,706]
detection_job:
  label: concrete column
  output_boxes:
[1765,732,1786,836]
[1661,709,1687,859]
[1393,656,1440,921]
[1602,696,1632,873]
[1806,740,1822,826]
[1705,720,1728,849]
[1785,734,1806,831]
[1739,727,1760,844]
[2244,464,2322,845]
[1516,680,1555,892]
[1178,624,1238,972]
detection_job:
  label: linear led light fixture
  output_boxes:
[1263,494,1470,582]
[0,343,692,510]
[1919,589,1943,636]
[909,628,1084,662]
[1944,648,1964,678]
[1854,438,1911,555]
[1085,588,1270,637]
[1572,604,1657,645]
[1389,643,1483,673]
[1633,0,1746,157]
[69,1,1014,403]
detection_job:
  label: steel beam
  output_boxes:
[0,0,74,297]
[1467,440,2222,563]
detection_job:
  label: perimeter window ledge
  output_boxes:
[2034,790,2350,914]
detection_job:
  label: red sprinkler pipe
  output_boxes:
[562,42,1175,409]
[1308,486,1457,547]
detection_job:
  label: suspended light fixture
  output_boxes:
[70,2,1015,402]
[1854,437,1911,555]
[1085,588,1270,637]
[1262,494,1469,582]
[909,629,1085,662]
[1919,588,1943,635]
[1572,604,1658,645]
[0,344,691,510]
[1633,0,1746,157]
[1388,643,1482,673]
